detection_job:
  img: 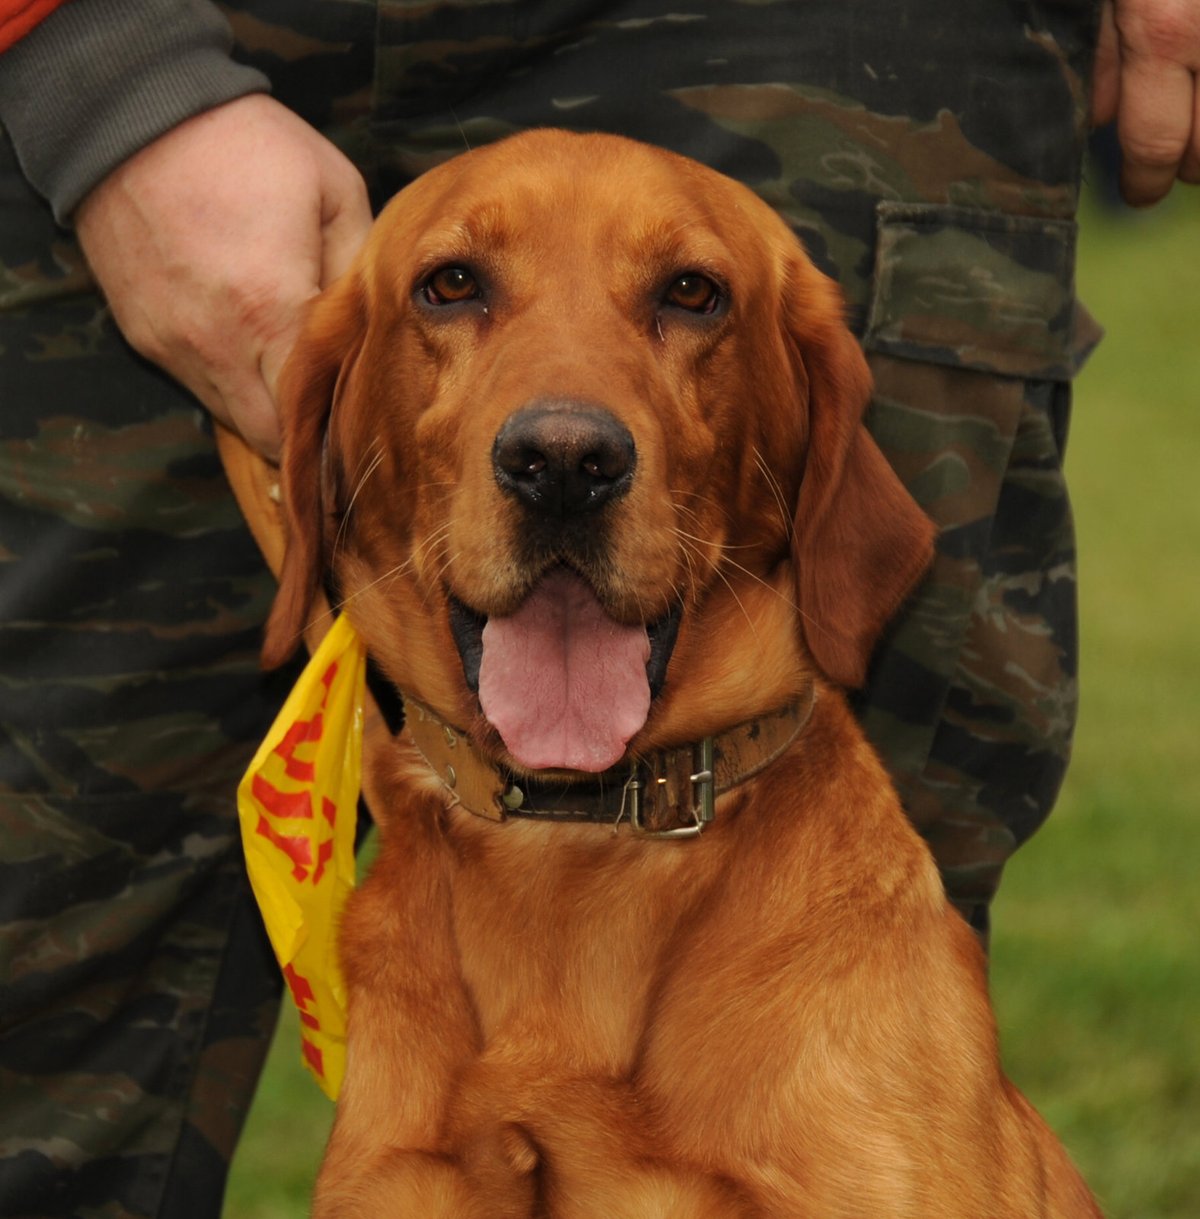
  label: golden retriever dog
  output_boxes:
[239,129,1102,1216]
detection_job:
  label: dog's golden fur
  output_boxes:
[257,130,1100,1217]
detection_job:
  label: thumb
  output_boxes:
[259,295,313,418]
[261,169,371,405]
[320,169,373,288]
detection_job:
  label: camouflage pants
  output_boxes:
[0,1,1100,1215]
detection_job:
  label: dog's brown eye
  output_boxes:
[424,266,479,305]
[665,274,720,314]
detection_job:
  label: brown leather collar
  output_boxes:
[404,683,817,838]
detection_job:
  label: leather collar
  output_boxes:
[403,683,816,838]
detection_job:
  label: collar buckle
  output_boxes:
[626,736,715,839]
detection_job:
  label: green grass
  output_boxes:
[223,1001,334,1219]
[223,191,1200,1217]
[989,189,1200,1219]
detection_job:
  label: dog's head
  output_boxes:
[265,130,933,773]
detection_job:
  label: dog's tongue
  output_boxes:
[478,568,650,772]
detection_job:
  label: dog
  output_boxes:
[250,129,1101,1216]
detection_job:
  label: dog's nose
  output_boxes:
[492,403,635,517]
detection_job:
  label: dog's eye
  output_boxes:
[423,266,480,305]
[665,274,721,314]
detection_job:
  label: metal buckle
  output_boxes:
[626,737,715,839]
[691,736,716,826]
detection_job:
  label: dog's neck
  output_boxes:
[403,682,817,838]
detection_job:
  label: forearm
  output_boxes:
[0,0,268,222]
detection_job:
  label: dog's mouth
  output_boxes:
[447,567,682,773]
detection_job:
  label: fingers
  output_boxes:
[1118,52,1197,204]
[1098,0,1200,207]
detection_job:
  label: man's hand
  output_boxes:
[1092,0,1200,206]
[75,94,373,458]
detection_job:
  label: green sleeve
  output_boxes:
[0,0,269,224]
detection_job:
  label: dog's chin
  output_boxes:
[446,568,683,773]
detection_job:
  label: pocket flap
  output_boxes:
[864,202,1100,380]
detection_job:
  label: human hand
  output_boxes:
[75,93,373,458]
[1092,0,1200,206]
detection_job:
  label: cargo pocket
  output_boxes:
[855,202,1101,923]
[864,202,1097,380]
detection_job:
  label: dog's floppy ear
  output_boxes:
[261,274,368,669]
[784,259,935,688]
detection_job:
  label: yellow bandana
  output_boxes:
[236,613,366,1099]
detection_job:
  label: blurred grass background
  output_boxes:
[223,186,1200,1218]
[989,184,1200,1219]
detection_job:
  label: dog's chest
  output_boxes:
[445,820,727,1068]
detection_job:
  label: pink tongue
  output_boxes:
[478,569,651,772]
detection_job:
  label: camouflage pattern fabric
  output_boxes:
[1,1,1100,1215]
[0,133,302,1217]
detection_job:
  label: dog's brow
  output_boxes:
[413,207,516,270]
[624,216,730,276]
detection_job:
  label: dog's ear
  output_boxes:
[261,273,368,669]
[784,259,935,688]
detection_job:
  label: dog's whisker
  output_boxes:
[328,525,453,614]
[417,521,454,551]
[752,445,794,540]
[668,489,743,546]
[669,532,724,615]
[334,559,416,611]
[669,497,707,528]
[676,537,698,588]
[395,523,457,590]
[674,551,702,607]
[448,105,473,153]
[414,529,455,585]
[708,561,760,641]
[672,525,760,555]
[670,526,706,584]
[333,442,386,561]
[669,521,803,621]
[429,548,461,589]
[669,487,724,506]
[717,553,803,616]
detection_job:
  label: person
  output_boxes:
[0,1,1196,1215]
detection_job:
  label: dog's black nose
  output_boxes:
[493,403,635,517]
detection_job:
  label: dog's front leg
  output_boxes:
[312,794,484,1217]
[449,1075,762,1219]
